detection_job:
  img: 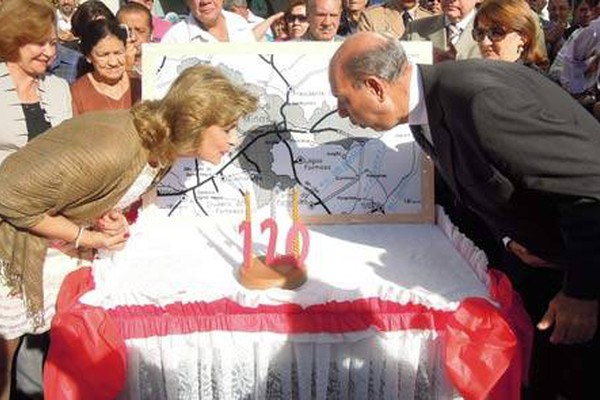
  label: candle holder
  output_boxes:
[237,188,309,290]
[238,254,307,290]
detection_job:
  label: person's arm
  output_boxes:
[471,86,600,343]
[31,213,129,250]
[252,12,283,41]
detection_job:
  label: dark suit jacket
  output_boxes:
[417,59,600,299]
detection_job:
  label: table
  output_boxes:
[43,208,532,400]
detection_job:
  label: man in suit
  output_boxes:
[329,32,599,397]
[402,0,480,61]
[357,0,433,39]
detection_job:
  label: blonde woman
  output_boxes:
[0,1,73,396]
[0,65,257,397]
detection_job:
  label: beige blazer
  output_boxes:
[0,62,72,164]
[403,13,482,60]
[358,2,433,39]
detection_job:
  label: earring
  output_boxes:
[517,44,524,55]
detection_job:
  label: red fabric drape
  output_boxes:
[44,267,530,400]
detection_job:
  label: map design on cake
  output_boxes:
[142,42,432,223]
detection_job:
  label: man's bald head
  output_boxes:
[331,32,409,87]
[329,32,412,131]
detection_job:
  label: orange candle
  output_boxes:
[245,190,251,223]
[240,191,252,269]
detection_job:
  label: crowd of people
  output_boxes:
[0,0,599,399]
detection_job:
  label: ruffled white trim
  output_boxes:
[435,205,490,287]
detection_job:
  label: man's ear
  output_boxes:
[364,76,385,102]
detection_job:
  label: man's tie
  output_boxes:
[402,11,412,28]
[446,23,460,48]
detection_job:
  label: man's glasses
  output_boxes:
[286,14,307,23]
[471,25,509,42]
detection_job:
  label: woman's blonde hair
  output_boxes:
[132,65,258,166]
[475,0,549,70]
[0,0,56,62]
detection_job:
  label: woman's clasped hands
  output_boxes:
[93,209,131,251]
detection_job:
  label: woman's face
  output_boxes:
[286,5,309,39]
[191,123,239,165]
[474,20,526,63]
[87,34,127,83]
[16,26,58,78]
[423,0,442,14]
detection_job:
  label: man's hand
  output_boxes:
[433,46,456,63]
[537,292,598,344]
[507,240,557,268]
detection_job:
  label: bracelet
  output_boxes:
[74,226,85,249]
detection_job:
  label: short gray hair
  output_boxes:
[223,0,247,10]
[343,37,408,86]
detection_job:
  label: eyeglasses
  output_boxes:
[471,25,509,42]
[285,14,307,23]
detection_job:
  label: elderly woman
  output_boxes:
[0,64,257,398]
[472,0,549,70]
[71,18,139,115]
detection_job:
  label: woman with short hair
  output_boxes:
[473,0,549,70]
[0,0,72,164]
[0,1,76,396]
[71,18,139,115]
[284,0,310,40]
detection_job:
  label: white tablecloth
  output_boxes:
[46,208,526,400]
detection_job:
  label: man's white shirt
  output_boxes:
[161,11,255,43]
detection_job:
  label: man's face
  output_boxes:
[307,0,342,41]
[575,1,593,26]
[329,63,404,131]
[230,4,250,20]
[343,0,368,12]
[59,0,77,15]
[399,0,418,10]
[441,0,477,23]
[119,11,152,57]
[548,0,570,24]
[187,0,224,27]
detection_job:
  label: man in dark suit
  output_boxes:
[329,32,599,397]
